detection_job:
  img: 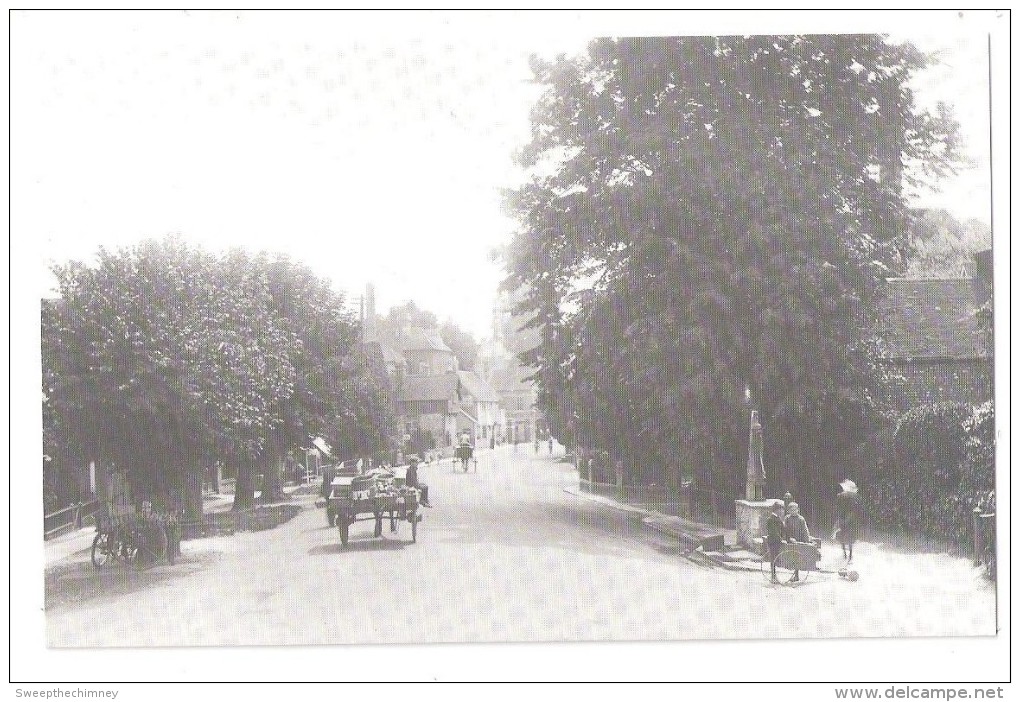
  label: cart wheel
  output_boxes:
[135,524,168,569]
[338,517,349,546]
[761,549,811,585]
[91,532,112,569]
[411,513,417,543]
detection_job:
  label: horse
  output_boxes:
[455,444,474,472]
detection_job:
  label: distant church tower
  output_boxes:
[363,283,378,342]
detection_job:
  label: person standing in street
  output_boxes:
[834,479,862,563]
[548,437,554,454]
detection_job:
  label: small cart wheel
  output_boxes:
[338,516,349,546]
[761,549,811,585]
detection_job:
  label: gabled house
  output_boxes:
[876,250,993,411]
[397,369,503,449]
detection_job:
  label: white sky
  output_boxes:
[11,11,996,340]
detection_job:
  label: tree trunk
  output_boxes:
[233,457,256,511]
[184,470,203,522]
[260,454,287,504]
[211,460,220,495]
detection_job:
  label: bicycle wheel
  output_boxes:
[91,532,112,569]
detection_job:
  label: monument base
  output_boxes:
[734,498,784,550]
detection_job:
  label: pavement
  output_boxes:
[43,484,305,566]
[563,485,740,564]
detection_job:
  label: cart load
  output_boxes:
[326,468,421,546]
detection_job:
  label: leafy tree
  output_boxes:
[42,238,396,516]
[439,319,480,371]
[44,239,297,518]
[900,209,992,277]
[378,301,439,344]
[377,300,480,371]
[503,36,960,509]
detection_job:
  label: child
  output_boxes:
[765,501,785,584]
[783,502,812,582]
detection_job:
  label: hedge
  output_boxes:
[853,400,995,553]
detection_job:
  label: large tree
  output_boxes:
[44,239,297,518]
[42,238,395,516]
[503,36,960,510]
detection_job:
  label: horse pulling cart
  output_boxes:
[327,469,421,547]
[454,443,476,472]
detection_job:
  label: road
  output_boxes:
[45,445,996,647]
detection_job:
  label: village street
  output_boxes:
[45,446,995,647]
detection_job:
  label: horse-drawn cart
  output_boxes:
[454,443,476,472]
[327,469,421,547]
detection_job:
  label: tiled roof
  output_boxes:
[456,371,502,403]
[378,343,406,366]
[877,278,989,360]
[400,374,458,403]
[400,327,452,353]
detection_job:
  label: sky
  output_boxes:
[11,11,998,340]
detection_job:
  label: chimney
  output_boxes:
[972,249,992,307]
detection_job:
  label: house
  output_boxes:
[477,286,542,443]
[398,369,503,449]
[876,250,993,411]
[401,326,458,377]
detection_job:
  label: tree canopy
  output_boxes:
[377,300,480,371]
[42,238,396,515]
[502,35,961,504]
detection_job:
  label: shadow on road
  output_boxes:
[45,553,214,612]
[308,538,409,555]
[436,499,678,564]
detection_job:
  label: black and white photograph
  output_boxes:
[10,8,1009,687]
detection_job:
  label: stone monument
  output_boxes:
[734,409,781,550]
[746,410,766,500]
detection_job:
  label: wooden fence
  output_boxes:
[43,499,99,540]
